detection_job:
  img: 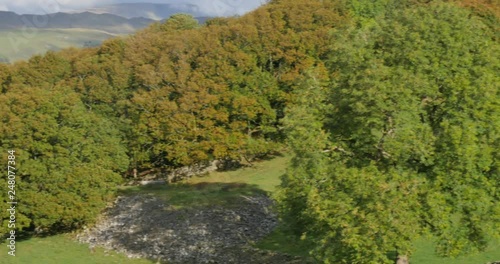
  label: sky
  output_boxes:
[0,0,266,16]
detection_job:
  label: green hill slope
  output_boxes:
[0,28,114,62]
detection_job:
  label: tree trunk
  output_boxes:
[396,255,409,264]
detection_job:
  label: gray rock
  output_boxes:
[77,194,298,263]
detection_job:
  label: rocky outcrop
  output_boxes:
[78,194,299,263]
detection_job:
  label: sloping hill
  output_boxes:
[84,3,204,20]
[0,10,210,62]
[83,1,264,19]
[0,11,155,34]
[0,28,114,62]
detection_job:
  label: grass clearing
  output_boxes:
[254,226,315,258]
[0,234,153,264]
[411,237,500,264]
[118,182,268,209]
[117,154,290,209]
[187,154,290,193]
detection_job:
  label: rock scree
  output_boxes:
[77,194,300,263]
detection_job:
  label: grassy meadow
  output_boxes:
[0,234,153,264]
[0,28,114,62]
[1,155,499,263]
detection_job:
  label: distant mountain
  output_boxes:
[82,1,261,20]
[0,6,211,62]
[84,3,206,20]
[0,11,155,34]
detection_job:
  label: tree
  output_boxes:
[277,69,331,236]
[0,85,128,235]
[0,63,11,93]
[277,2,499,263]
[160,14,200,31]
[127,26,280,169]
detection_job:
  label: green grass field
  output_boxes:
[0,234,153,264]
[1,154,499,263]
[412,237,500,264]
[117,154,289,209]
[0,28,115,62]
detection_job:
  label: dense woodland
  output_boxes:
[1,0,499,263]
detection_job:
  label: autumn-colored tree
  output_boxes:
[0,63,11,93]
[127,21,280,170]
[9,51,71,90]
[101,0,347,174]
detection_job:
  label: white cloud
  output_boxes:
[0,0,263,15]
[196,0,262,16]
[0,0,112,14]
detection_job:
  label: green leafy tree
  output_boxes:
[0,85,128,235]
[0,63,11,93]
[278,2,499,263]
[160,14,200,31]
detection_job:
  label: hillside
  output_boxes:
[0,11,154,33]
[0,28,114,63]
[0,1,265,63]
[84,1,264,19]
[0,11,210,62]
[84,3,205,20]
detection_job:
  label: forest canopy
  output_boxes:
[0,0,498,262]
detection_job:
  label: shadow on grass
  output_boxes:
[118,182,269,209]
[255,225,316,262]
[3,222,80,242]
[216,152,287,172]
